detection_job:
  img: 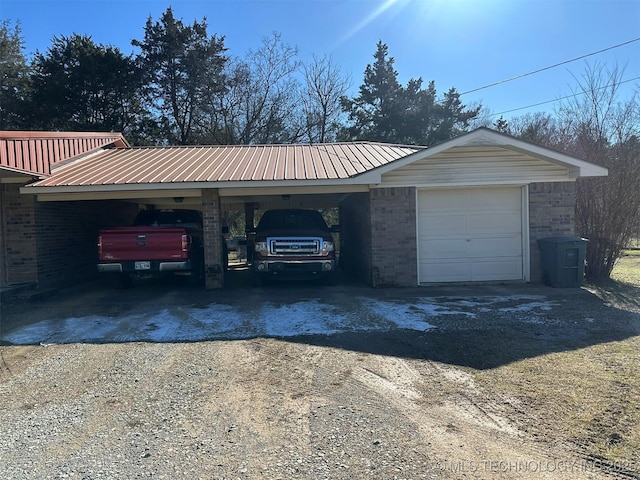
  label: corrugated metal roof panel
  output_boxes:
[0,131,129,176]
[28,142,423,188]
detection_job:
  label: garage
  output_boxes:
[417,186,526,283]
[2,128,608,292]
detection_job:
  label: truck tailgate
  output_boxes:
[99,227,188,261]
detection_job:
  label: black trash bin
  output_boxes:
[537,236,588,287]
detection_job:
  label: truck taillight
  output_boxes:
[181,234,190,254]
[98,235,103,257]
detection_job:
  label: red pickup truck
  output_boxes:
[98,209,207,286]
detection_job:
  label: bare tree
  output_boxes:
[558,63,640,279]
[504,112,564,148]
[204,32,302,145]
[301,54,351,143]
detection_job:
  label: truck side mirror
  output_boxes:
[330,225,341,233]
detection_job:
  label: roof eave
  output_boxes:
[21,176,378,196]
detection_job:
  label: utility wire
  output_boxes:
[479,76,640,120]
[460,37,640,96]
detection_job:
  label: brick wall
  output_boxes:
[202,189,224,289]
[1,183,37,285]
[339,192,372,284]
[1,185,138,289]
[529,182,576,282]
[370,187,418,287]
[33,200,139,289]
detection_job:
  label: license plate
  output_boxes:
[135,261,151,270]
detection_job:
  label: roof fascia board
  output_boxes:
[0,130,129,145]
[374,177,576,189]
[463,128,608,177]
[354,128,608,183]
[219,184,369,197]
[23,177,375,195]
[497,143,607,177]
[35,188,203,202]
[1,166,43,181]
[33,184,371,202]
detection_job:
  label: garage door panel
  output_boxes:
[471,258,523,281]
[420,260,471,283]
[419,214,468,235]
[470,235,522,257]
[467,188,521,208]
[418,187,525,283]
[467,212,521,233]
[419,239,469,259]
[422,191,468,211]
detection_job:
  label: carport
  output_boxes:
[8,128,608,291]
[20,142,421,289]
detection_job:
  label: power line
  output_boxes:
[460,37,640,96]
[479,76,640,120]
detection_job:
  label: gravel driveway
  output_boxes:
[0,279,636,479]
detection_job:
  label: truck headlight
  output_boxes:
[321,241,334,255]
[255,241,267,253]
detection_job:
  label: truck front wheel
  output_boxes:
[251,273,264,288]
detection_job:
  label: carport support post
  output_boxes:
[202,189,224,289]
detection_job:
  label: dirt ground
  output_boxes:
[0,262,639,479]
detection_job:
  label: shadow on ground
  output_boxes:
[2,270,639,370]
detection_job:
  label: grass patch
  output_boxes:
[475,255,640,469]
[615,251,640,283]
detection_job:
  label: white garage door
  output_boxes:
[417,187,525,283]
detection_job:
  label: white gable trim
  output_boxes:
[356,128,608,185]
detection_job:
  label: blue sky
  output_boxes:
[1,0,639,122]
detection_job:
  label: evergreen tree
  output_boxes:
[132,7,227,145]
[340,41,480,145]
[340,41,404,142]
[29,34,147,138]
[0,20,31,129]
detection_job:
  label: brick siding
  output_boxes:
[369,187,418,287]
[1,183,138,289]
[1,183,37,285]
[33,200,139,289]
[528,182,576,283]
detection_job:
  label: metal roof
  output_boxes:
[28,142,423,188]
[0,131,129,177]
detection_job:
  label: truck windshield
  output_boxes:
[257,210,328,231]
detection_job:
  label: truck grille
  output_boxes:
[268,237,321,255]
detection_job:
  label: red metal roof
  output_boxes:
[28,142,423,188]
[0,131,129,177]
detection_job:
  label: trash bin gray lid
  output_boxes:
[537,236,588,243]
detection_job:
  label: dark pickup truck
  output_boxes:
[97,209,207,286]
[250,208,339,285]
